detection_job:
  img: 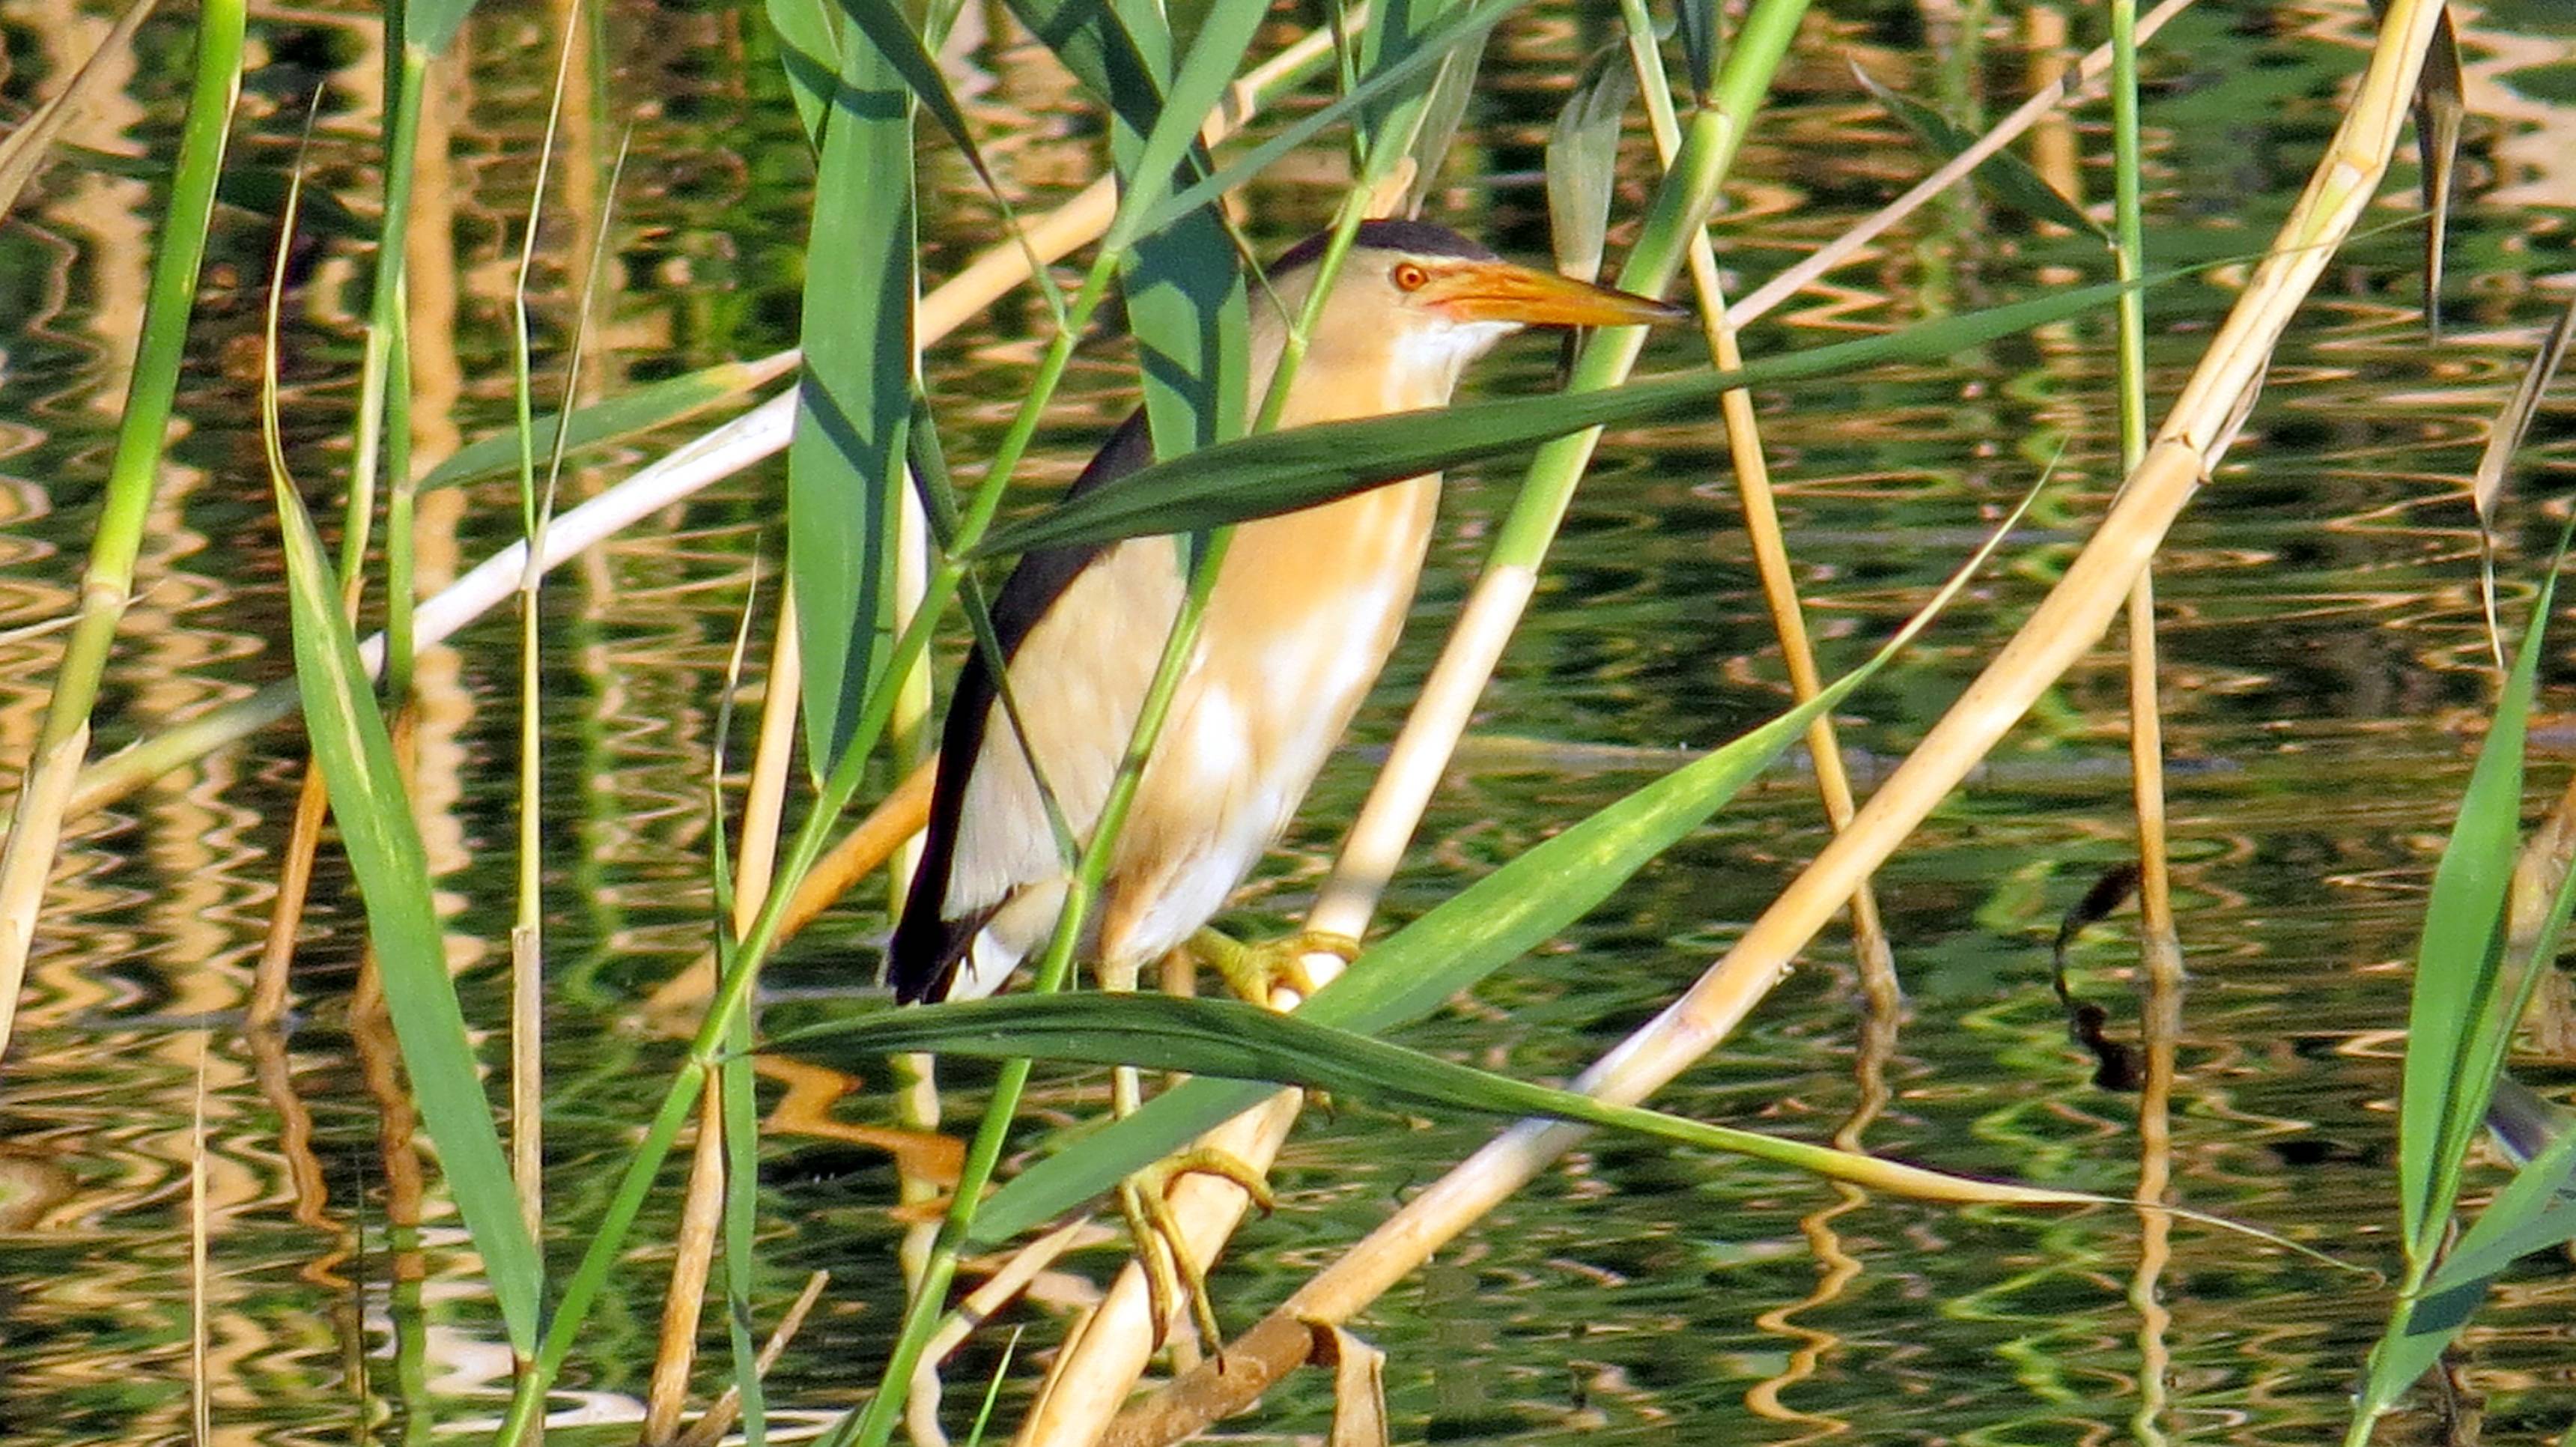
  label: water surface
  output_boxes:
[4,1,2575,1441]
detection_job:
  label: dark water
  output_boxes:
[5,0,2576,1442]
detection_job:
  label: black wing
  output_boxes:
[887,411,1154,1002]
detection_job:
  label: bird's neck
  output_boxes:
[1256,341,1468,425]
[1247,298,1492,422]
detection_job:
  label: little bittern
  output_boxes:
[891,219,1681,1004]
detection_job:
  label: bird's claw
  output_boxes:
[1187,926,1360,1004]
[1120,1146,1278,1350]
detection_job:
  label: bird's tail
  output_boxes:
[888,894,992,1004]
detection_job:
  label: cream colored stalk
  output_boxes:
[1101,3,2451,1440]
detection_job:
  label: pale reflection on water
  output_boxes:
[3,0,2575,1442]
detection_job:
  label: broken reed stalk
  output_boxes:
[1100,2,2449,1439]
[643,1085,730,1444]
[675,1269,832,1447]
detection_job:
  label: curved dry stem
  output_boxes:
[1096,2,2451,1440]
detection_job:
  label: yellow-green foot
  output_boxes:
[1186,927,1361,1004]
[1120,1146,1278,1348]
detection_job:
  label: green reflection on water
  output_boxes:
[0,0,2570,1441]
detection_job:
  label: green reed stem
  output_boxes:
[344,49,426,621]
[2112,1,2146,472]
[837,525,1237,1447]
[386,305,418,697]
[2106,7,2178,1445]
[504,13,588,1246]
[0,0,244,1060]
[1481,0,1801,572]
[494,244,1135,1433]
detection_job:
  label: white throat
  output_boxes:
[1390,320,1522,404]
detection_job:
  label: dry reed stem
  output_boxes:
[1025,10,2236,1437]
[244,763,329,1031]
[1629,19,1898,996]
[642,1085,729,1443]
[1096,2,2449,1438]
[0,725,84,1053]
[675,1269,832,1447]
[0,0,160,222]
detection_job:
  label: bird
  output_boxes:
[890,218,1683,1007]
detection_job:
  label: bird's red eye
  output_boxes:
[1391,262,1430,292]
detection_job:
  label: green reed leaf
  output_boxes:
[1548,46,1638,282]
[974,279,2135,558]
[830,0,1006,196]
[1001,0,1166,142]
[2362,1076,2576,1421]
[1099,0,1260,249]
[964,704,1826,1242]
[2395,552,2563,1258]
[1352,0,1460,154]
[2354,527,2576,1437]
[1397,19,1487,214]
[1134,0,1534,240]
[1671,0,1716,102]
[790,21,915,775]
[1852,62,2105,240]
[2427,1103,2576,1296]
[270,476,541,1354]
[406,0,480,58]
[786,994,2094,1207]
[420,354,798,494]
[767,0,842,143]
[1108,0,1260,460]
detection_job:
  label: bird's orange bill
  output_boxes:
[1424,261,1688,327]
